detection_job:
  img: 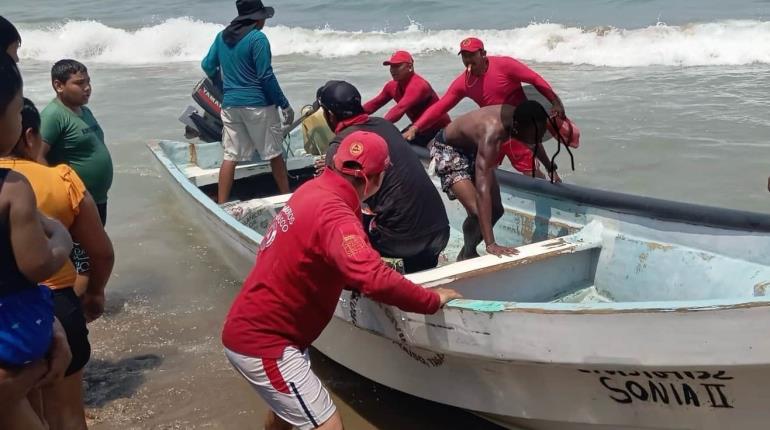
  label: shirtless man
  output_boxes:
[434,101,557,259]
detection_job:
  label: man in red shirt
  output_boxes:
[222,130,461,430]
[363,50,450,147]
[403,37,565,174]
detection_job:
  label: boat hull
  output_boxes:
[316,314,768,430]
[148,140,770,430]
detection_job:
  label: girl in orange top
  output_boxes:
[0,98,114,430]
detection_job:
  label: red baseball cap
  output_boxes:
[458,37,484,54]
[333,131,391,178]
[383,50,413,66]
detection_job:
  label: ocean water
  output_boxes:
[3,1,769,428]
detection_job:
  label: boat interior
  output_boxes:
[156,138,770,310]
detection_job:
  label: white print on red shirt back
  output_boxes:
[261,205,295,250]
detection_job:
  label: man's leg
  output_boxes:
[42,370,87,430]
[43,287,91,430]
[225,347,339,430]
[252,107,290,195]
[269,156,290,195]
[450,179,482,261]
[0,397,48,430]
[490,174,506,236]
[219,108,250,204]
[264,410,293,430]
[401,227,450,273]
[265,409,342,430]
[218,160,237,204]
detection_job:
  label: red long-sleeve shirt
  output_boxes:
[221,169,440,359]
[413,56,557,132]
[363,73,451,132]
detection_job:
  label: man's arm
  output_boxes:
[254,37,290,110]
[475,139,518,257]
[406,77,465,139]
[201,37,220,79]
[323,206,461,313]
[7,173,72,282]
[504,58,564,117]
[39,107,62,163]
[383,80,429,124]
[362,84,393,115]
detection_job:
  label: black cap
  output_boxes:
[233,0,275,22]
[317,80,363,119]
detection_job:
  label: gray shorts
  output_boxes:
[221,106,284,162]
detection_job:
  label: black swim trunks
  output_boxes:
[52,288,91,376]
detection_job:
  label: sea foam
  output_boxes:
[18,17,770,67]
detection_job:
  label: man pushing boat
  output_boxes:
[222,130,461,430]
[363,50,450,148]
[437,101,558,259]
[403,37,567,177]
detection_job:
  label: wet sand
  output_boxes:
[82,165,502,429]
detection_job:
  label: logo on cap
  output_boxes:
[349,142,364,156]
[461,38,473,47]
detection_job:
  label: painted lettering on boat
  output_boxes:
[381,306,445,368]
[579,369,734,409]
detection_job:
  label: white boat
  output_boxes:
[149,135,770,430]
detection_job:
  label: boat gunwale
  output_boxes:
[149,140,770,317]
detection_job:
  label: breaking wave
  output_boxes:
[17,17,770,67]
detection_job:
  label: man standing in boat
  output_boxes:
[363,50,450,147]
[318,80,450,274]
[222,131,461,430]
[403,37,566,176]
[438,101,557,259]
[201,0,294,203]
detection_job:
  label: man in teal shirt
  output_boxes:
[202,0,293,203]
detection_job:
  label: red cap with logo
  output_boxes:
[383,50,414,66]
[458,37,484,54]
[333,131,391,178]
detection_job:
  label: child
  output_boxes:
[40,59,113,225]
[0,51,72,429]
[40,59,113,292]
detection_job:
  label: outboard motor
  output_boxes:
[179,76,225,142]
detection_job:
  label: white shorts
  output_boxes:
[221,106,284,162]
[225,346,336,429]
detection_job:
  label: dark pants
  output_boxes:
[96,202,107,226]
[368,224,450,274]
[52,288,91,376]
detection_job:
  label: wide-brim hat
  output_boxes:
[233,0,275,22]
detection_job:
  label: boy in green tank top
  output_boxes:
[40,59,113,225]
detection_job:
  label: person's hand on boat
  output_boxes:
[402,125,418,141]
[282,105,295,127]
[485,242,520,257]
[548,170,562,184]
[38,318,72,388]
[81,291,106,323]
[434,287,463,307]
[314,156,326,176]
